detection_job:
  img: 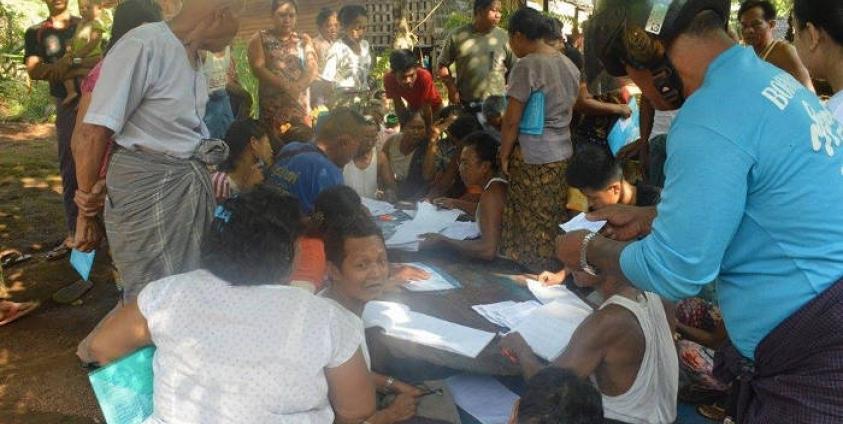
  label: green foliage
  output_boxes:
[0,1,54,122]
[231,40,258,118]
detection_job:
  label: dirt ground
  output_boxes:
[0,123,116,423]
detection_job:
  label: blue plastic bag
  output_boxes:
[89,346,156,424]
[519,91,545,136]
[607,96,641,155]
[70,249,96,281]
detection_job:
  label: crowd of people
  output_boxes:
[9,0,843,422]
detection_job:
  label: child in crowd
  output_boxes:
[499,8,580,272]
[343,118,399,202]
[382,110,434,200]
[211,120,274,203]
[510,368,604,424]
[62,0,105,106]
[421,131,507,261]
[481,95,506,142]
[322,5,371,107]
[501,267,678,424]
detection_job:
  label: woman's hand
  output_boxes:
[537,270,566,286]
[390,380,423,397]
[384,393,418,423]
[389,264,431,283]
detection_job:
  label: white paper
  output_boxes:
[445,374,519,424]
[385,201,463,251]
[512,299,592,362]
[559,212,607,233]
[527,279,594,309]
[362,301,495,358]
[401,263,458,292]
[472,300,541,329]
[361,197,396,216]
[440,221,481,240]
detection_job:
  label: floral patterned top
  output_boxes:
[257,30,317,136]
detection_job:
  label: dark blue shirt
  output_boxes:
[268,142,344,213]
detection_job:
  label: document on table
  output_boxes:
[527,279,594,308]
[400,263,461,292]
[559,212,607,233]
[440,221,481,240]
[385,201,463,251]
[362,301,495,358]
[445,374,519,424]
[472,300,541,329]
[361,197,396,216]
[512,299,592,362]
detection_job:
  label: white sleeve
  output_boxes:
[320,44,340,83]
[84,36,152,134]
[325,302,364,369]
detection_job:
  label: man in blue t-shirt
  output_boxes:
[555,0,843,421]
[268,108,368,213]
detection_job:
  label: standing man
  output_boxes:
[436,0,514,114]
[24,0,99,302]
[557,0,843,422]
[72,0,244,300]
[738,0,814,90]
[383,49,442,129]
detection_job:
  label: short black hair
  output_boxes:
[316,7,336,27]
[794,0,843,46]
[219,119,268,173]
[398,108,425,126]
[546,17,565,42]
[436,104,465,122]
[473,0,495,15]
[462,131,500,172]
[339,4,368,28]
[565,144,623,191]
[447,114,482,141]
[738,0,777,21]
[312,185,365,232]
[482,95,507,119]
[324,215,384,266]
[107,0,162,53]
[271,0,298,13]
[389,49,420,74]
[518,368,604,424]
[280,125,315,146]
[683,9,727,37]
[317,107,369,145]
[508,7,556,40]
[203,186,302,286]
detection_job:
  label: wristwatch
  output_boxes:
[580,232,600,276]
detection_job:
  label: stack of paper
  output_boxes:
[527,279,593,308]
[560,212,607,233]
[400,263,461,292]
[385,202,463,251]
[361,197,396,216]
[362,301,496,358]
[445,374,519,424]
[472,301,542,329]
[440,221,481,240]
[512,298,593,362]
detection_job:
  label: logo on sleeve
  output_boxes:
[802,100,843,157]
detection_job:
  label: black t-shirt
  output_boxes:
[24,17,80,98]
[635,182,662,207]
[563,43,584,73]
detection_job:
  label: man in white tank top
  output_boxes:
[501,269,678,424]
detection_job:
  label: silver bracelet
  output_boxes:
[384,376,395,388]
[580,232,600,276]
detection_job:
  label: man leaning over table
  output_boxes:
[556,0,843,422]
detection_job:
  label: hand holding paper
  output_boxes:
[560,212,607,234]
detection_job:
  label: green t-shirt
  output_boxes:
[437,24,515,103]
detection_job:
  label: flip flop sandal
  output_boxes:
[2,251,32,268]
[52,279,94,304]
[0,301,40,326]
[697,404,727,421]
[46,244,70,261]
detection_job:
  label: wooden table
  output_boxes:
[368,248,536,378]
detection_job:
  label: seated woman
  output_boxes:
[420,131,507,261]
[77,187,375,423]
[290,186,429,292]
[425,114,482,200]
[382,110,436,200]
[211,119,274,203]
[321,214,456,423]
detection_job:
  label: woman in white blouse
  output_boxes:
[78,187,375,423]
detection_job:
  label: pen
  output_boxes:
[417,388,444,398]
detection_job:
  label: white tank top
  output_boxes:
[343,148,379,199]
[598,292,678,424]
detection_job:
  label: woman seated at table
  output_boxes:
[77,187,375,423]
[211,119,275,203]
[382,110,434,200]
[322,213,457,423]
[420,131,507,261]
